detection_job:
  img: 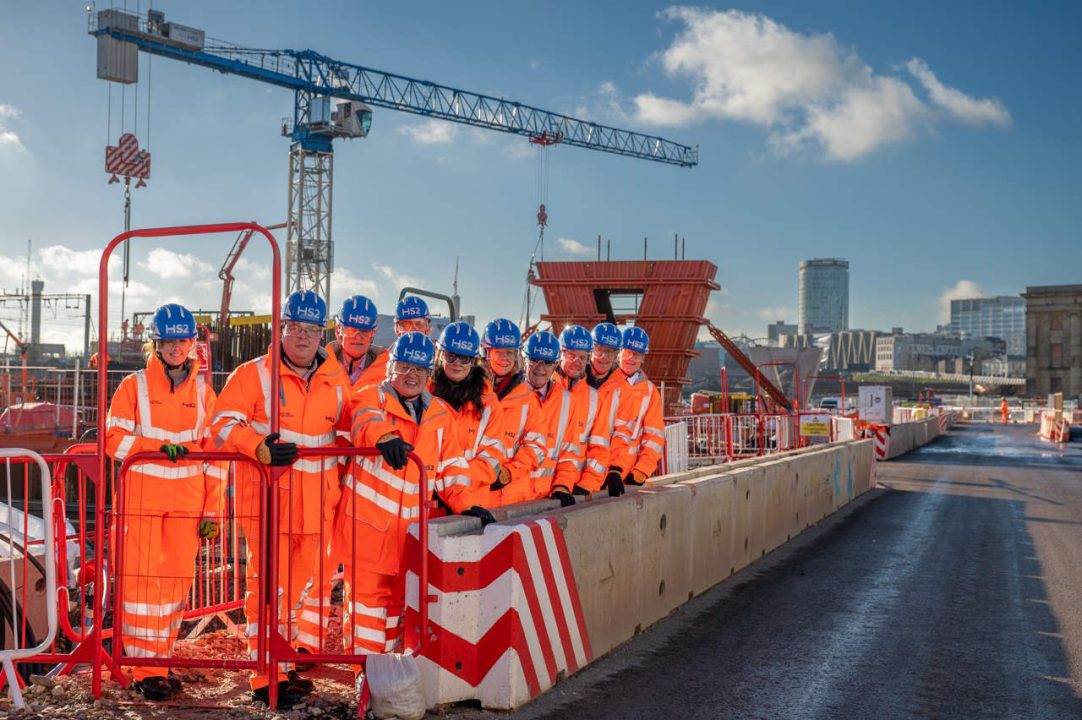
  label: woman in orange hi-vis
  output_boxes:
[210,290,352,710]
[429,321,505,518]
[480,319,548,507]
[609,327,666,484]
[552,325,612,496]
[104,304,222,702]
[333,332,472,692]
[521,331,582,506]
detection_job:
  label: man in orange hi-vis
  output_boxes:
[328,295,382,390]
[1000,397,1010,424]
[210,290,351,710]
[480,319,548,507]
[354,295,432,388]
[610,327,666,485]
[585,322,632,497]
[104,304,222,702]
[522,330,581,506]
[553,325,612,496]
[334,332,472,685]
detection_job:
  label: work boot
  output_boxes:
[133,675,179,701]
[294,646,315,671]
[287,670,315,693]
[251,680,310,709]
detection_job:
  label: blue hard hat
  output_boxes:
[525,331,560,362]
[148,303,197,340]
[438,321,480,358]
[338,295,378,330]
[283,290,327,326]
[559,324,593,352]
[390,331,436,368]
[482,318,522,349]
[395,296,430,321]
[622,326,650,354]
[591,322,622,349]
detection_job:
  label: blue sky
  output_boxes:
[0,1,1078,352]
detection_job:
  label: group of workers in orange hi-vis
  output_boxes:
[105,289,666,710]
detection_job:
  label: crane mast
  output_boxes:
[90,8,698,305]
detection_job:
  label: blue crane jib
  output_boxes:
[89,8,699,165]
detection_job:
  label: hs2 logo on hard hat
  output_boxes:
[400,347,429,362]
[450,339,473,351]
[165,324,191,334]
[295,306,322,320]
[492,334,516,345]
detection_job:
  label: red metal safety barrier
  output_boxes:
[107,447,431,713]
[727,414,762,459]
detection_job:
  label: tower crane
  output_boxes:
[89,8,698,305]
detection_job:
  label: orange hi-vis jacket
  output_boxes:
[528,381,580,497]
[210,348,352,534]
[105,354,222,517]
[554,372,611,493]
[491,374,548,506]
[355,348,390,390]
[341,382,471,576]
[435,381,508,512]
[610,370,666,477]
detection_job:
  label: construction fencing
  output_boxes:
[0,445,432,711]
[666,413,812,467]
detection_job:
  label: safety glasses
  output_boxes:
[284,322,324,338]
[442,352,475,366]
[393,363,431,378]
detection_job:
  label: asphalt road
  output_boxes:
[498,424,1082,720]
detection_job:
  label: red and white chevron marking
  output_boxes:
[866,426,890,460]
[404,516,592,709]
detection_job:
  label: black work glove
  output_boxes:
[572,485,589,496]
[376,436,413,470]
[602,470,626,497]
[623,471,646,486]
[159,444,189,463]
[260,433,298,466]
[550,490,576,508]
[461,506,497,526]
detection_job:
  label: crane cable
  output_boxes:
[521,144,551,329]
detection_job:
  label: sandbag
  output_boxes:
[366,652,426,720]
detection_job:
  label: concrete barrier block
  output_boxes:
[850,440,874,496]
[558,497,644,658]
[633,483,695,626]
[728,466,764,569]
[681,473,736,596]
[759,459,794,553]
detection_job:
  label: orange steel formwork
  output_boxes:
[531,260,719,410]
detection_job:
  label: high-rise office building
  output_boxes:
[798,258,849,335]
[949,296,1025,356]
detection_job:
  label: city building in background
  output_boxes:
[798,258,849,335]
[950,296,1025,356]
[766,320,797,346]
[1023,284,1082,398]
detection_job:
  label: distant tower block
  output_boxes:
[531,260,720,411]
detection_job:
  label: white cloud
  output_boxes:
[757,306,795,321]
[629,7,1010,160]
[557,237,593,256]
[906,59,1011,127]
[0,104,27,153]
[938,279,985,323]
[140,247,215,279]
[39,245,109,276]
[398,119,459,145]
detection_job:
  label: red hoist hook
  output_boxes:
[537,203,548,228]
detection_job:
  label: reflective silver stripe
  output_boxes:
[588,434,610,447]
[354,626,386,643]
[134,371,153,431]
[581,386,599,444]
[251,421,271,435]
[106,417,136,431]
[124,646,163,658]
[607,387,622,429]
[552,390,572,462]
[336,384,344,419]
[357,457,419,493]
[212,410,248,424]
[195,373,207,437]
[630,393,651,442]
[280,428,337,447]
[295,630,322,648]
[344,475,420,519]
[291,457,339,473]
[531,467,555,478]
[256,360,273,426]
[131,463,203,480]
[352,601,388,619]
[642,426,665,439]
[513,404,530,454]
[134,425,201,443]
[585,459,605,474]
[124,599,187,615]
[436,472,472,492]
[205,464,228,479]
[122,618,181,639]
[115,435,136,461]
[480,436,507,454]
[473,405,493,457]
[643,439,664,453]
